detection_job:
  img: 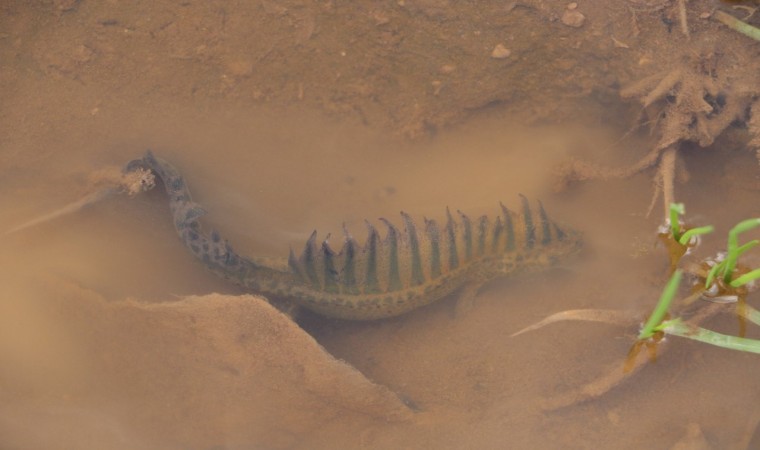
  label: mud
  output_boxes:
[2,1,760,449]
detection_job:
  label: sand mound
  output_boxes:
[0,281,412,449]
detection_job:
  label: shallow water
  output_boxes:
[3,2,760,449]
[3,100,760,448]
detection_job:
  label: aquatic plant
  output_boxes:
[639,270,760,354]
[704,218,760,289]
[638,270,681,340]
[656,313,760,354]
[660,203,713,274]
[638,216,760,353]
[514,206,760,409]
[667,203,714,247]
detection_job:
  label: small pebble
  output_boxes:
[225,59,253,77]
[439,64,456,74]
[699,12,711,19]
[611,36,629,48]
[670,423,711,450]
[490,44,511,59]
[431,80,443,95]
[372,10,390,25]
[567,2,577,10]
[562,9,585,28]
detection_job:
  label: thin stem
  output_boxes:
[639,270,682,340]
[669,203,685,241]
[706,260,727,289]
[714,10,760,42]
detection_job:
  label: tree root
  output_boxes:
[655,146,677,218]
[511,309,641,337]
[750,99,760,165]
[516,302,725,411]
[557,43,759,217]
[3,166,155,236]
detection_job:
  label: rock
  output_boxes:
[490,44,511,59]
[562,10,585,28]
[54,0,80,13]
[669,423,711,450]
[439,64,456,74]
[225,59,254,78]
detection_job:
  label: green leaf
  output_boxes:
[678,225,714,246]
[669,203,685,241]
[724,219,760,284]
[730,268,760,288]
[660,318,760,354]
[639,270,682,340]
[705,260,726,289]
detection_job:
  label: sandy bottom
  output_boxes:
[2,104,760,449]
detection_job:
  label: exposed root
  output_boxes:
[645,180,663,218]
[557,44,759,217]
[739,411,760,450]
[554,145,663,192]
[626,0,689,38]
[538,302,725,411]
[89,165,156,197]
[657,146,677,218]
[3,166,155,236]
[541,338,655,411]
[750,99,760,165]
[511,309,641,337]
[625,48,752,152]
[677,0,689,39]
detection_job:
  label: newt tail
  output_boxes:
[125,151,582,320]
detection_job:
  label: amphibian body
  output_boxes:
[126,151,582,320]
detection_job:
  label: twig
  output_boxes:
[3,188,116,235]
[541,302,724,411]
[511,309,641,337]
[3,167,155,236]
[678,0,690,39]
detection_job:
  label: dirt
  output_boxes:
[2,0,760,449]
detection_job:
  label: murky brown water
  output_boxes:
[3,2,760,449]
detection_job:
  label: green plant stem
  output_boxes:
[658,318,760,354]
[705,260,726,289]
[669,203,685,241]
[639,270,682,340]
[723,219,760,284]
[714,10,760,42]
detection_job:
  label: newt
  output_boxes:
[125,151,582,320]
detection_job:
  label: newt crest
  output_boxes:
[126,151,582,320]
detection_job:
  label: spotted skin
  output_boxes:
[126,151,583,320]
